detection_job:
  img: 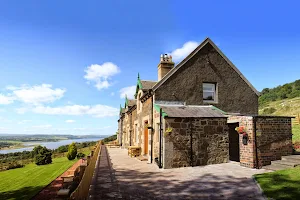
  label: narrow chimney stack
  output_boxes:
[158,54,174,81]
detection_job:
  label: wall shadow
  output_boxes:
[0,186,44,200]
[255,172,300,200]
[110,166,265,200]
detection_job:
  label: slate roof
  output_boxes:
[158,105,226,118]
[127,100,136,107]
[140,80,157,90]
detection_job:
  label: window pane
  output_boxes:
[203,83,215,91]
[203,92,215,101]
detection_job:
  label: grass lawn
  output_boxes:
[254,167,300,200]
[293,124,300,143]
[0,157,78,200]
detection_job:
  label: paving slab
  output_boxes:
[108,148,271,200]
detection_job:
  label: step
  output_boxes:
[263,164,291,171]
[271,160,300,167]
[282,155,300,161]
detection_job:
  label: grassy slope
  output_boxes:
[255,167,300,200]
[257,97,300,199]
[259,97,300,143]
[0,157,77,200]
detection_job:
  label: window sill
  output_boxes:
[203,100,218,104]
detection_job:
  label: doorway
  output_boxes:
[144,121,148,155]
[228,123,240,162]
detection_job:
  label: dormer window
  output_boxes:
[203,83,217,102]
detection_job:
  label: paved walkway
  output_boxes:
[91,147,270,200]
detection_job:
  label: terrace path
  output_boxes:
[89,147,270,200]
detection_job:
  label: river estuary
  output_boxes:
[0,137,103,154]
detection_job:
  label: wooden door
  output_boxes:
[228,123,240,162]
[144,122,148,155]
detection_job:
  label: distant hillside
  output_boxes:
[259,97,300,116]
[259,79,300,106]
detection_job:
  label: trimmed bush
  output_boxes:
[67,142,77,160]
[6,162,25,170]
[76,152,85,159]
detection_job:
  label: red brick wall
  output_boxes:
[227,115,293,168]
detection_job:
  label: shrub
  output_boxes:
[76,152,85,159]
[261,107,276,115]
[102,134,117,144]
[6,162,25,170]
[35,146,52,165]
[67,142,77,160]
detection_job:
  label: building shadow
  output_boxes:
[255,172,300,200]
[0,186,44,200]
[110,165,267,200]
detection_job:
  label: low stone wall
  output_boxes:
[163,117,229,169]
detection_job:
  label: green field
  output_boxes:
[255,167,300,200]
[259,97,300,116]
[0,157,77,200]
[293,125,300,143]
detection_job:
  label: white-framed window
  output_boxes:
[203,83,217,102]
[135,124,138,143]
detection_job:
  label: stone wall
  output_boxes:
[163,117,229,169]
[136,92,152,155]
[155,43,258,115]
[256,117,293,167]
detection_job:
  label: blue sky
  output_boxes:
[0,1,300,135]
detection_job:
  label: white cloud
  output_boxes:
[65,119,75,123]
[0,127,10,133]
[84,62,120,90]
[169,41,199,62]
[7,84,66,105]
[15,107,28,114]
[0,94,15,104]
[119,85,136,99]
[32,124,52,129]
[21,104,119,117]
[18,120,32,124]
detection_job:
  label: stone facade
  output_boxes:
[117,38,293,169]
[155,43,258,115]
[163,117,229,169]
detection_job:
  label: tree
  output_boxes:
[35,146,52,165]
[67,142,77,160]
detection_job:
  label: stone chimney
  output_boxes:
[158,54,175,81]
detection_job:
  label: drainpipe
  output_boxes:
[189,118,193,167]
[253,116,259,169]
[120,117,123,147]
[129,112,132,146]
[150,94,154,163]
[159,107,162,168]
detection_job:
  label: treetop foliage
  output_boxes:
[259,79,300,105]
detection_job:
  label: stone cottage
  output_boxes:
[118,37,293,169]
